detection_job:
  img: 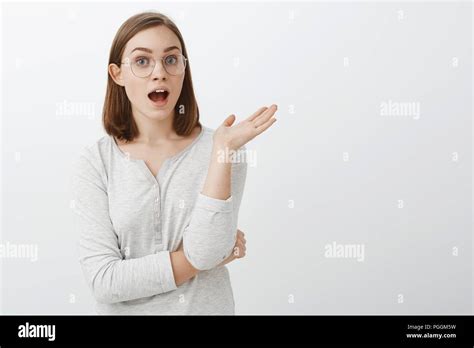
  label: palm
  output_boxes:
[214,105,278,150]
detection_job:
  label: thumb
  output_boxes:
[222,114,236,127]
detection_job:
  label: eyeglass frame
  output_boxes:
[120,53,188,78]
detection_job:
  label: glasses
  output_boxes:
[121,53,187,78]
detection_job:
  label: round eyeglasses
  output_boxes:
[121,53,187,78]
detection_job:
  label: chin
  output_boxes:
[147,111,170,120]
[147,107,174,120]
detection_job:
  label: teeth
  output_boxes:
[155,89,165,93]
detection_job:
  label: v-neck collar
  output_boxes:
[111,125,205,184]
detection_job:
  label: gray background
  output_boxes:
[0,1,472,314]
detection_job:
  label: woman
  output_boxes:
[72,11,277,315]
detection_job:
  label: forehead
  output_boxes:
[124,25,182,55]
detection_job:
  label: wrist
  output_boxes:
[211,144,235,166]
[212,139,233,152]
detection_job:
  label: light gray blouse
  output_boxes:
[71,125,247,314]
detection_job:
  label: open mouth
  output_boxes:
[148,89,170,105]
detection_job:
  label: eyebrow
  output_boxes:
[130,46,181,54]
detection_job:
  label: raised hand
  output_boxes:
[213,105,278,151]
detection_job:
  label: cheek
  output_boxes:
[171,76,185,102]
[123,73,146,105]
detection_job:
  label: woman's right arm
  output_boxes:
[169,248,199,286]
[72,149,180,304]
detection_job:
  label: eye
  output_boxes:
[135,57,150,66]
[165,55,178,65]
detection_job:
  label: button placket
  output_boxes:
[153,181,163,247]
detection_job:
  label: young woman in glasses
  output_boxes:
[72,11,277,315]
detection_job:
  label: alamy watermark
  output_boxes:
[324,241,365,262]
[0,242,38,262]
[380,99,420,120]
[217,147,257,167]
[55,100,96,119]
[18,322,55,341]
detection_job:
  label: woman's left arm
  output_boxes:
[183,105,278,271]
[201,104,277,200]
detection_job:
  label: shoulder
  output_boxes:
[72,135,111,183]
[199,125,214,142]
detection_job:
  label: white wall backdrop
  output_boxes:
[0,1,472,314]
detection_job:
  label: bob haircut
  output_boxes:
[103,11,201,142]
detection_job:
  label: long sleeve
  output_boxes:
[71,149,178,304]
[183,145,248,271]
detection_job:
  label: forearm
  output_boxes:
[201,142,232,200]
[170,248,232,287]
[169,250,200,286]
[182,142,247,271]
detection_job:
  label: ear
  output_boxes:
[108,63,125,87]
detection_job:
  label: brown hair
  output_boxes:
[102,11,201,142]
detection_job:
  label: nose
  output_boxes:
[150,59,168,81]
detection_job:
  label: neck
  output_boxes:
[132,108,177,145]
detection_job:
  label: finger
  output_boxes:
[237,242,245,252]
[223,114,236,127]
[247,107,268,122]
[256,115,277,134]
[254,104,277,128]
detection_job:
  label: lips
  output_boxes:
[148,90,169,102]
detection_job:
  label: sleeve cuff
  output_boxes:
[196,192,233,213]
[156,251,178,293]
